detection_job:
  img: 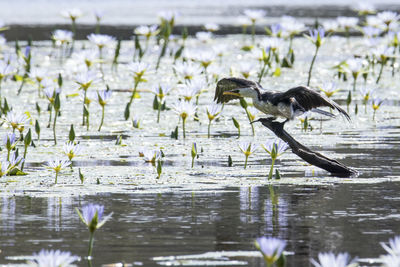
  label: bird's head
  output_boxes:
[214,77,261,103]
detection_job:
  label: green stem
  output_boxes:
[53,109,58,145]
[88,232,95,258]
[191,157,194,168]
[244,155,248,169]
[268,158,276,180]
[82,90,87,125]
[257,62,267,83]
[352,77,357,91]
[21,145,28,171]
[55,171,58,184]
[208,120,211,138]
[48,108,52,128]
[373,110,376,121]
[182,118,186,139]
[157,99,161,123]
[245,108,255,136]
[7,149,10,162]
[307,46,319,86]
[98,106,105,131]
[376,62,385,84]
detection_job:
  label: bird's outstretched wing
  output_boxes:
[270,86,350,121]
[214,77,261,103]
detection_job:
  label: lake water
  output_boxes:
[1,183,399,266]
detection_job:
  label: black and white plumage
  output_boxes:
[214,77,350,122]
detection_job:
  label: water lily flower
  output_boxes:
[46,159,71,184]
[336,17,359,35]
[73,49,98,69]
[9,151,24,171]
[4,111,29,134]
[376,11,399,29]
[195,31,213,42]
[125,62,149,119]
[239,62,257,79]
[61,8,83,22]
[134,25,159,39]
[3,132,17,161]
[345,58,365,91]
[132,116,141,129]
[174,61,202,82]
[94,10,104,33]
[76,204,112,258]
[204,23,220,32]
[361,26,382,38]
[52,29,73,46]
[28,249,79,267]
[238,141,257,169]
[319,82,340,98]
[172,100,197,139]
[75,71,99,125]
[380,254,400,267]
[206,103,222,138]
[158,10,179,23]
[262,139,288,179]
[255,237,286,266]
[353,2,376,15]
[381,236,400,256]
[244,9,267,23]
[63,141,82,161]
[281,16,306,37]
[0,161,10,177]
[310,252,356,267]
[305,27,325,86]
[371,97,383,120]
[87,33,115,58]
[322,20,339,33]
[359,87,373,113]
[140,149,162,164]
[97,90,112,131]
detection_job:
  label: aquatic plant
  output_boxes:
[305,27,325,86]
[63,141,82,162]
[152,83,171,123]
[171,100,197,139]
[76,204,112,258]
[191,142,197,168]
[372,97,384,121]
[134,25,159,52]
[206,103,222,138]
[3,132,17,161]
[238,141,257,169]
[21,128,31,171]
[125,61,149,120]
[140,149,162,164]
[359,87,373,113]
[75,71,98,126]
[28,249,79,267]
[319,82,340,98]
[46,158,71,184]
[52,93,61,145]
[345,58,365,91]
[174,61,202,83]
[337,17,359,39]
[310,252,358,267]
[96,89,112,131]
[244,9,266,42]
[61,8,82,43]
[262,139,288,180]
[94,10,104,34]
[373,46,394,84]
[381,235,400,256]
[87,33,115,59]
[4,111,29,136]
[239,98,255,136]
[255,237,286,267]
[232,117,241,137]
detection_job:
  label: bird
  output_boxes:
[214,77,350,124]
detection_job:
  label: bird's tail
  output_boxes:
[311,108,336,118]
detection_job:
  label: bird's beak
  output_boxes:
[250,119,261,124]
[223,90,241,97]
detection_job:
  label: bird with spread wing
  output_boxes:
[214,77,350,125]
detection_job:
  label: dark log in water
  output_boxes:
[256,118,357,177]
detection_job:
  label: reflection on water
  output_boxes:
[1,183,399,266]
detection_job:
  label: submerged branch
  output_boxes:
[256,118,357,177]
